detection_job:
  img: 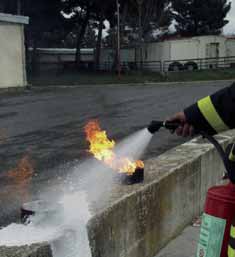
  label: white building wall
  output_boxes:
[100,48,135,63]
[0,13,28,88]
[225,39,235,57]
[170,38,200,60]
[144,42,171,62]
[196,35,227,58]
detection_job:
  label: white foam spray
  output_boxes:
[114,128,153,160]
[0,128,153,257]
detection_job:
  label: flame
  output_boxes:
[7,155,34,202]
[84,120,144,175]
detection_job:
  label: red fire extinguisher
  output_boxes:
[196,135,235,257]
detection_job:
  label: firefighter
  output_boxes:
[168,82,235,257]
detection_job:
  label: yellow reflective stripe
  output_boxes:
[198,96,229,133]
[229,145,235,162]
[231,225,235,238]
[228,245,235,257]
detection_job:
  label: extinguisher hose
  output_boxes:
[200,132,227,164]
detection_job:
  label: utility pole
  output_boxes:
[17,0,21,15]
[116,0,121,78]
[137,0,143,69]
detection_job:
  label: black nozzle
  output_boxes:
[147,121,163,134]
[147,120,180,134]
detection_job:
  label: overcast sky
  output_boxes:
[224,0,235,34]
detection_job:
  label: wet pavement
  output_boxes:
[0,81,232,226]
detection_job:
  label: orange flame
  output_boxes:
[84,120,144,175]
[7,155,34,202]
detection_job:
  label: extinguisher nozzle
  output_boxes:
[147,121,163,134]
[147,120,180,134]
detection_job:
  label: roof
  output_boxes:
[29,48,94,55]
[0,13,29,25]
[147,34,226,44]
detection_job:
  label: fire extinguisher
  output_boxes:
[195,134,235,257]
[148,120,235,257]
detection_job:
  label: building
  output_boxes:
[99,48,136,71]
[0,13,29,88]
[33,47,136,72]
[32,48,94,72]
[143,35,235,72]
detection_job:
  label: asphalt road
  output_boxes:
[0,81,232,226]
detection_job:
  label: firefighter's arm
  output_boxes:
[184,83,235,135]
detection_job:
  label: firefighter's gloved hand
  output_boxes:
[167,112,194,137]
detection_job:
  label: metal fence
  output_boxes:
[30,52,235,75]
[163,56,235,73]
[98,61,162,73]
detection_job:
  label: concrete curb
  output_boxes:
[31,79,234,89]
[0,86,30,94]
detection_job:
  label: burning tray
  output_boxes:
[21,200,63,225]
[117,167,144,185]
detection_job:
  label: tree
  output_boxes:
[93,2,114,70]
[171,0,231,36]
[61,0,100,67]
[115,0,171,64]
[122,0,172,41]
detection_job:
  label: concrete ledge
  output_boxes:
[0,243,52,257]
[87,130,235,257]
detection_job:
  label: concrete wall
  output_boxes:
[87,130,235,257]
[0,13,28,88]
[0,243,52,257]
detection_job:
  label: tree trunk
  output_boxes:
[95,15,104,71]
[75,9,90,68]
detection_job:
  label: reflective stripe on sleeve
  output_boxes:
[229,144,235,162]
[231,225,235,239]
[197,96,229,133]
[228,245,235,257]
